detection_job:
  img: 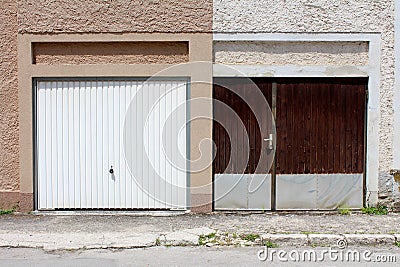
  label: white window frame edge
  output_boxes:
[212,33,381,206]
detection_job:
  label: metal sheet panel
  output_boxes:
[276,174,317,210]
[214,174,271,210]
[276,174,363,210]
[248,174,271,210]
[317,174,363,209]
[36,79,187,210]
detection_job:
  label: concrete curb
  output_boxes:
[0,230,399,250]
[261,234,399,248]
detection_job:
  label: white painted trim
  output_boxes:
[393,1,400,169]
[213,65,369,77]
[213,33,380,42]
[212,33,381,206]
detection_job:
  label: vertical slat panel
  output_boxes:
[90,81,97,208]
[159,82,167,208]
[84,80,91,208]
[148,81,156,208]
[274,78,367,174]
[62,81,70,208]
[79,81,86,208]
[109,80,116,209]
[142,82,150,208]
[44,82,52,208]
[37,78,187,210]
[102,81,109,208]
[47,82,58,208]
[154,82,162,208]
[177,82,187,209]
[171,82,178,207]
[128,81,137,208]
[113,81,119,208]
[56,82,64,208]
[96,81,104,208]
[37,82,46,209]
[136,82,144,208]
[73,81,80,208]
[119,81,127,208]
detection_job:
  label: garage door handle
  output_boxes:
[264,134,274,150]
[109,166,114,174]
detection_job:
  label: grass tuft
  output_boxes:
[241,234,260,242]
[0,207,16,215]
[265,241,278,248]
[338,207,351,215]
[361,205,388,215]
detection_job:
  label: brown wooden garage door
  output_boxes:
[275,78,367,175]
[213,78,273,175]
[213,77,367,210]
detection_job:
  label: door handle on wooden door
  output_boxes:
[264,134,274,150]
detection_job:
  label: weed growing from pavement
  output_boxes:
[241,234,260,242]
[264,241,278,248]
[0,207,15,215]
[199,232,264,246]
[199,233,217,245]
[395,242,400,248]
[361,205,389,215]
[338,207,351,215]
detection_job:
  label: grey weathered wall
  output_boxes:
[0,0,20,192]
[214,41,369,66]
[214,0,398,205]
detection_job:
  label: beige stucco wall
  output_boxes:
[16,1,214,212]
[0,0,20,192]
[10,0,213,211]
[214,41,369,66]
[33,42,189,65]
[18,0,213,34]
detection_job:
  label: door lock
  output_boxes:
[263,134,274,150]
[109,166,114,174]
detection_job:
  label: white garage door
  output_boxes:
[36,78,188,210]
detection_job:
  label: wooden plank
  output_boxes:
[345,84,352,172]
[311,81,318,173]
[333,83,340,173]
[339,83,346,173]
[357,84,366,173]
[304,82,311,174]
[351,84,359,173]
